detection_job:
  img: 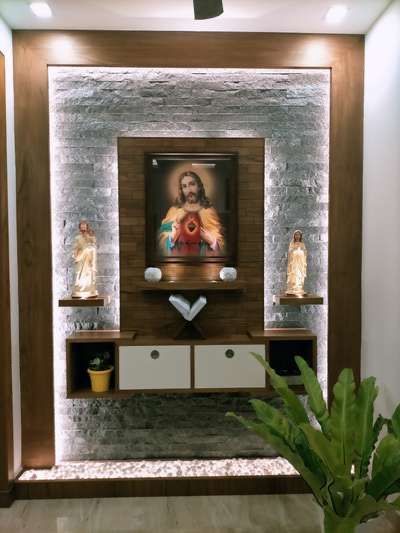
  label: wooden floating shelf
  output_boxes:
[68,388,136,399]
[137,281,247,292]
[248,328,315,340]
[67,386,271,399]
[58,295,111,307]
[273,294,324,305]
[68,330,136,342]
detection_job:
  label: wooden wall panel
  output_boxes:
[118,137,264,336]
[0,52,15,506]
[12,44,54,468]
[12,30,364,468]
[328,47,364,392]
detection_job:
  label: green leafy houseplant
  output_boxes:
[227,354,400,533]
[87,351,114,393]
[88,352,112,371]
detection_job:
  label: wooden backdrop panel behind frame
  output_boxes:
[12,31,363,470]
[119,137,265,337]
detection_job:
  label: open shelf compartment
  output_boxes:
[67,341,116,397]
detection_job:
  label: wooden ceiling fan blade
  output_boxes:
[193,0,224,20]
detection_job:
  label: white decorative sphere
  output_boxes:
[219,267,237,281]
[144,267,162,282]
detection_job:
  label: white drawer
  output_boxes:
[119,346,191,390]
[194,344,266,389]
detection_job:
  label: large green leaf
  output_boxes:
[391,496,400,510]
[372,433,399,477]
[250,399,327,488]
[321,477,367,521]
[349,494,397,524]
[293,429,328,489]
[250,399,298,447]
[295,356,331,437]
[251,352,309,425]
[368,434,400,500]
[226,412,324,503]
[325,478,351,517]
[388,404,400,438]
[330,368,356,472]
[385,479,400,495]
[300,424,346,477]
[324,494,397,530]
[371,415,386,451]
[353,377,379,478]
[355,414,385,478]
[331,476,369,517]
[323,505,359,532]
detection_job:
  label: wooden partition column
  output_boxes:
[0,52,15,507]
[13,31,364,474]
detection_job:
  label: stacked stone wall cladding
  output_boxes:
[49,67,329,460]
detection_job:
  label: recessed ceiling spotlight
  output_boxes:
[30,2,53,18]
[325,5,349,24]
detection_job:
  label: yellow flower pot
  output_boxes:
[87,366,114,393]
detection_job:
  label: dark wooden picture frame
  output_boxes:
[145,152,238,265]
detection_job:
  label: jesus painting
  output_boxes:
[146,153,237,264]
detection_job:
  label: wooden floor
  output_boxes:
[0,494,399,532]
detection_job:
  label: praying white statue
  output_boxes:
[286,229,307,296]
[71,220,98,298]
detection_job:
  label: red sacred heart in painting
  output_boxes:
[181,212,201,243]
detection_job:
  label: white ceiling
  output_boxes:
[0,0,391,34]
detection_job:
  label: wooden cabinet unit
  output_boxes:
[66,329,317,398]
[194,345,265,389]
[119,345,191,391]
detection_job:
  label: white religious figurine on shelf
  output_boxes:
[286,229,307,297]
[71,220,98,299]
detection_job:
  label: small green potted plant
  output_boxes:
[228,354,400,533]
[87,351,113,393]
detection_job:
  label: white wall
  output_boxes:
[0,16,21,475]
[363,0,400,418]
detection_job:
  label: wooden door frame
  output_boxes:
[12,31,364,471]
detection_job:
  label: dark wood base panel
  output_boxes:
[0,483,16,508]
[15,475,309,500]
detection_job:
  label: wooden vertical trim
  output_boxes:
[328,43,364,395]
[12,31,364,468]
[13,44,55,467]
[0,51,15,505]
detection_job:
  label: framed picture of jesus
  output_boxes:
[145,152,238,265]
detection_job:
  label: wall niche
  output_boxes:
[49,67,329,462]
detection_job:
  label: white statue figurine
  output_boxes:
[286,229,307,296]
[72,220,98,298]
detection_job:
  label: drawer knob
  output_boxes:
[150,350,160,360]
[225,349,235,359]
